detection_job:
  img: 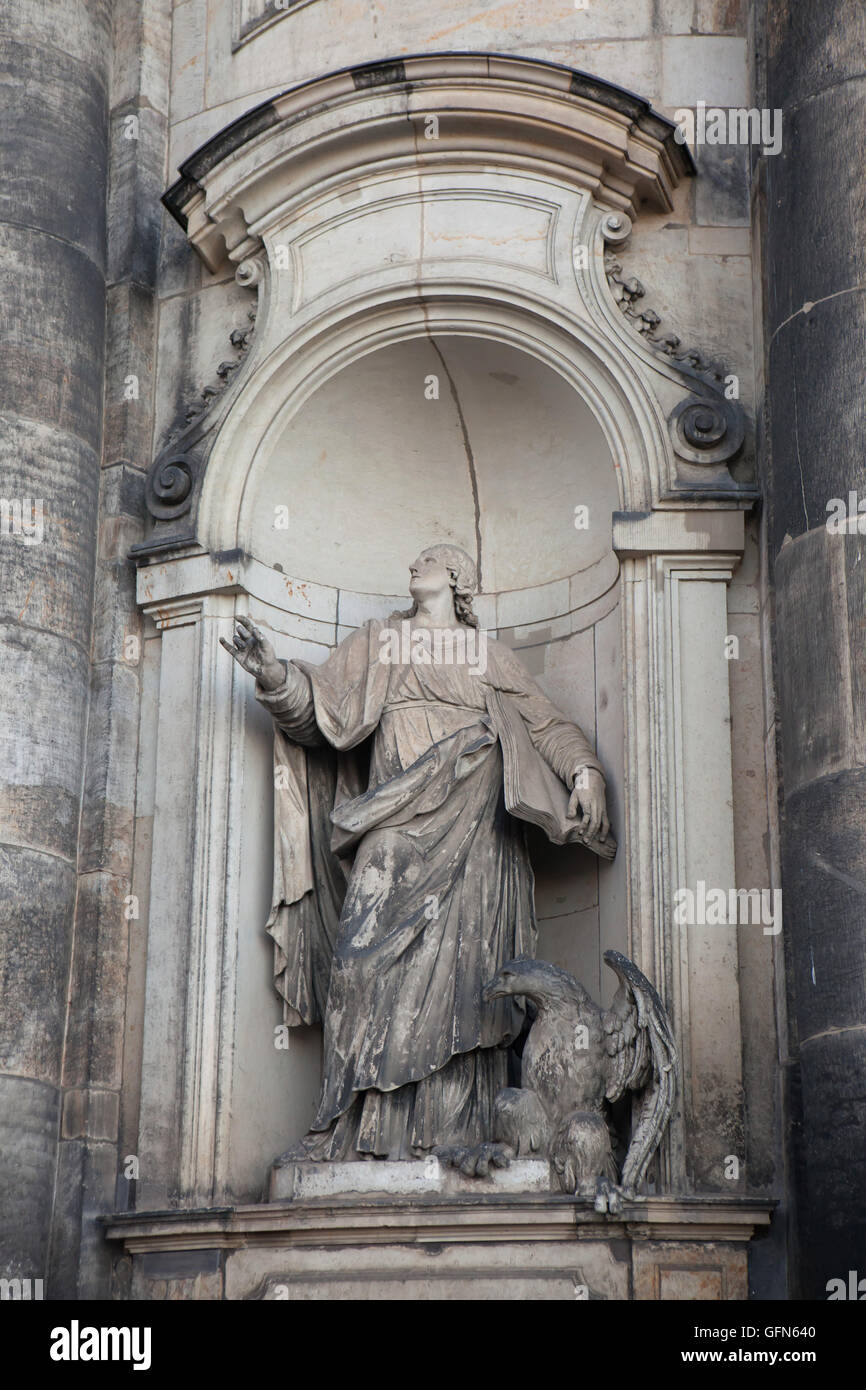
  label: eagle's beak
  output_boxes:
[482,976,504,1002]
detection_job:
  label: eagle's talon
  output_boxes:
[476,1141,512,1175]
[589,1177,626,1213]
[434,1141,512,1177]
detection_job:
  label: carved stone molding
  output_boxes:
[139,54,699,558]
[233,0,321,51]
[668,396,745,467]
[179,305,258,431]
[163,53,693,273]
[105,1196,773,1301]
[145,454,195,521]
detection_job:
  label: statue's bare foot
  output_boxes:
[274,1133,331,1166]
[434,1141,513,1177]
[273,1145,310,1168]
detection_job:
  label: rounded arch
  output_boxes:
[199,287,670,562]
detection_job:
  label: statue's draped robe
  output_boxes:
[256,618,604,1160]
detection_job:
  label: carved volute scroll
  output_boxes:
[141,254,265,540]
[598,211,747,476]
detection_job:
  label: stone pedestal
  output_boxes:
[269,1158,552,1202]
[106,1164,772,1301]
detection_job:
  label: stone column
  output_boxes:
[760,0,866,1297]
[0,2,112,1285]
[45,0,172,1300]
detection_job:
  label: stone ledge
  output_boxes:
[106,1193,773,1252]
[105,1194,774,1300]
[613,507,745,557]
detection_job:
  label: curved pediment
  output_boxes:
[165,52,693,275]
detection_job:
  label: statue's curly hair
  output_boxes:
[392,544,479,628]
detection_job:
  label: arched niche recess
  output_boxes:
[133,54,756,1210]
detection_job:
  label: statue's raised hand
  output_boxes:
[220,615,285,691]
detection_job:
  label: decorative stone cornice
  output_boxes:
[163,52,694,274]
[105,1193,774,1252]
[135,54,699,557]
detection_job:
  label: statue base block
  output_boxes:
[106,1180,774,1301]
[268,1157,552,1201]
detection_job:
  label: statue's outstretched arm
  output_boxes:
[221,615,321,745]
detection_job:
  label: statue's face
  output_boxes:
[409,550,453,603]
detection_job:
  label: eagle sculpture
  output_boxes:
[437,951,678,1211]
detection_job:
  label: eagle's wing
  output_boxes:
[601,949,679,1195]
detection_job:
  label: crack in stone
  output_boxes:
[790,360,810,531]
[770,284,866,345]
[429,340,483,591]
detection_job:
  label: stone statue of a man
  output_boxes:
[222,544,613,1164]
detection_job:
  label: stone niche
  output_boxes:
[116,54,772,1298]
[242,330,626,1002]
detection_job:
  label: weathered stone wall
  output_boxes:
[0,0,173,1300]
[758,0,866,1299]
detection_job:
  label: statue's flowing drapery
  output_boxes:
[256,619,608,1160]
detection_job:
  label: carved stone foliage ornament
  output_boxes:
[143,272,260,530]
[600,211,746,470]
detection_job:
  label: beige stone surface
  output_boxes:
[243,336,618,597]
[170,0,206,124]
[270,1158,552,1201]
[727,593,778,1189]
[632,1238,748,1300]
[537,905,602,1003]
[693,0,749,34]
[689,227,752,257]
[661,36,749,107]
[166,0,755,171]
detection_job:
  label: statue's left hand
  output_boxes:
[567,766,609,841]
